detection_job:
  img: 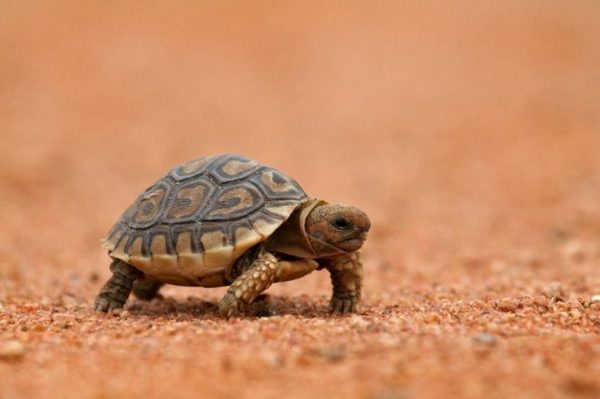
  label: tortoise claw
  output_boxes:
[219,292,241,318]
[93,294,125,313]
[329,295,358,314]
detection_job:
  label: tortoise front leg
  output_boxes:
[94,260,142,312]
[324,251,363,313]
[219,250,278,317]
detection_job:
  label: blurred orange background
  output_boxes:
[2,1,599,262]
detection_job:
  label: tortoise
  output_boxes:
[94,154,370,316]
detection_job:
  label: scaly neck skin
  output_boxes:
[265,199,349,259]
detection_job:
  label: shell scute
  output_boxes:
[251,168,306,200]
[126,180,172,229]
[163,178,216,223]
[203,182,265,221]
[208,154,262,183]
[169,155,216,181]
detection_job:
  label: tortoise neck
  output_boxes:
[265,199,324,259]
[266,199,352,259]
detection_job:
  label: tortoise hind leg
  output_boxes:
[132,278,164,300]
[94,260,142,312]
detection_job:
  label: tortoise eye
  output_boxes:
[332,217,351,230]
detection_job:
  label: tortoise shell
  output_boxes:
[102,154,308,286]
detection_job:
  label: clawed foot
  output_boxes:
[94,260,140,313]
[219,293,274,318]
[219,292,245,318]
[329,294,358,314]
[94,294,126,313]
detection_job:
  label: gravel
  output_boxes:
[0,341,25,361]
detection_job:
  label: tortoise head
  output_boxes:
[305,204,370,256]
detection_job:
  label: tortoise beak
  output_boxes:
[335,230,368,251]
[335,239,365,252]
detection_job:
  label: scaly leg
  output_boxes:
[219,250,278,317]
[132,278,164,300]
[94,260,142,312]
[324,251,363,313]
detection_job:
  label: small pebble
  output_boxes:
[350,315,370,328]
[534,296,549,306]
[561,240,585,262]
[164,326,177,335]
[567,299,583,310]
[378,334,400,348]
[472,333,497,346]
[543,282,565,299]
[310,346,346,362]
[591,295,600,303]
[259,350,284,367]
[0,340,25,361]
[497,298,517,312]
[424,313,441,323]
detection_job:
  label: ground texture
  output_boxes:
[1,1,600,398]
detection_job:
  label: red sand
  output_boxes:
[1,2,600,398]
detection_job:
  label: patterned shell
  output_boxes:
[102,154,308,286]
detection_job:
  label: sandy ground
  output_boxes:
[1,1,600,398]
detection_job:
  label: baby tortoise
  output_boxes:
[94,154,370,317]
